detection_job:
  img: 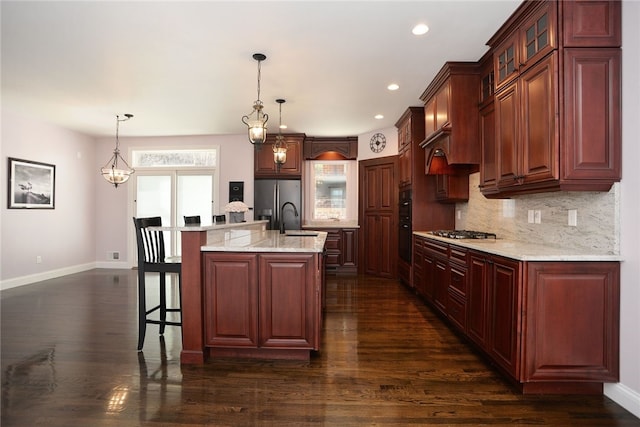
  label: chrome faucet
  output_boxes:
[280,201,299,234]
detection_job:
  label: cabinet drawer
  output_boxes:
[424,240,448,257]
[324,238,340,250]
[448,290,466,331]
[450,264,467,295]
[450,246,468,265]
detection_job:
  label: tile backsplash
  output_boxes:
[455,173,619,254]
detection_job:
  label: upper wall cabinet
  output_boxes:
[396,106,425,189]
[254,133,305,179]
[482,0,621,197]
[419,62,480,174]
[493,1,557,92]
[303,136,357,160]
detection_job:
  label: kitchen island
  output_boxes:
[177,222,327,364]
[412,231,621,394]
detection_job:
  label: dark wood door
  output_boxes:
[432,257,449,315]
[488,256,521,378]
[359,156,398,278]
[341,229,358,269]
[523,261,620,382]
[467,252,489,348]
[203,253,259,348]
[520,53,558,184]
[258,254,316,349]
[479,101,498,193]
[495,81,520,187]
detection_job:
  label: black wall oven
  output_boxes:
[399,190,412,263]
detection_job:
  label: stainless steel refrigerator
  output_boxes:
[254,179,301,231]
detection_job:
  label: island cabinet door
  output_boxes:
[258,254,318,349]
[203,253,259,347]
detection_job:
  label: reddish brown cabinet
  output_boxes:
[419,62,480,170]
[523,262,620,385]
[204,252,259,348]
[396,107,455,289]
[478,51,499,195]
[488,256,521,378]
[254,133,304,178]
[484,0,621,197]
[202,252,322,358]
[494,1,556,92]
[495,53,558,192]
[435,174,469,203]
[309,227,358,274]
[303,136,357,160]
[359,157,397,278]
[412,235,620,394]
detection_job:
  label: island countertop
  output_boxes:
[201,229,328,253]
[414,231,622,261]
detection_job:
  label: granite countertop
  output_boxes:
[152,220,268,232]
[414,231,622,262]
[201,229,328,253]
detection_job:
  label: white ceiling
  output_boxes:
[1,0,521,138]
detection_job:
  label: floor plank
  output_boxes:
[1,269,638,426]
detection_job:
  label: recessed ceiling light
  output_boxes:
[412,24,429,36]
[374,114,384,120]
[387,83,399,91]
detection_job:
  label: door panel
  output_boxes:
[134,171,214,259]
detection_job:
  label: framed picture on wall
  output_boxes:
[7,157,56,209]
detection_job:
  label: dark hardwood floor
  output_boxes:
[2,269,638,426]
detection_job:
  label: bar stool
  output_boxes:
[132,217,182,351]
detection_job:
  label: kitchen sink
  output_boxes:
[285,231,319,237]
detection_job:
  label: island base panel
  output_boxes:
[181,350,205,364]
[208,347,311,361]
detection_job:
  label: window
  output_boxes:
[305,160,357,221]
[132,149,217,168]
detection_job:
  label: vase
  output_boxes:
[229,212,245,223]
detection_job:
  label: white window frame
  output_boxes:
[303,160,358,223]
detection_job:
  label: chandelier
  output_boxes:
[273,99,288,168]
[100,114,135,188]
[241,53,269,145]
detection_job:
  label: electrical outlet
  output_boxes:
[527,210,534,223]
[568,209,578,227]
[36,256,42,264]
[534,210,542,224]
[456,210,461,220]
[113,251,120,260]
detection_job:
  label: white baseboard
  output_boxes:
[605,383,640,419]
[1,263,96,291]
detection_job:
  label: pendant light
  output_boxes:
[273,99,288,169]
[100,114,135,188]
[241,53,269,145]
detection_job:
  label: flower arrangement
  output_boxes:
[224,201,249,213]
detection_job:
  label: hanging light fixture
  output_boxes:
[100,114,135,188]
[241,53,269,145]
[273,99,288,168]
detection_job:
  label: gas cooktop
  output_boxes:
[431,230,497,240]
